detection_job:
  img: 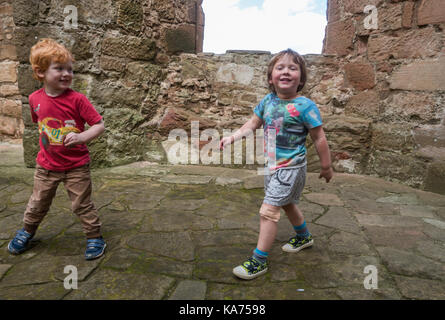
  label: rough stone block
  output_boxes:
[327,0,341,23]
[389,57,445,91]
[343,0,384,14]
[0,84,19,97]
[152,0,176,22]
[70,34,93,61]
[367,150,427,188]
[10,0,39,26]
[370,122,415,153]
[378,2,403,30]
[345,90,380,118]
[165,25,196,54]
[402,2,414,28]
[0,98,21,118]
[368,27,441,62]
[89,79,147,109]
[100,56,126,72]
[101,36,156,61]
[417,0,445,25]
[322,19,354,56]
[0,44,16,60]
[383,92,440,123]
[17,64,41,97]
[344,62,375,90]
[216,63,254,85]
[12,26,59,63]
[126,61,162,83]
[0,114,18,135]
[117,0,143,32]
[0,60,17,82]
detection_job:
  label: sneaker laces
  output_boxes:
[243,257,262,272]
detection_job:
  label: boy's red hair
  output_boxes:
[29,38,74,81]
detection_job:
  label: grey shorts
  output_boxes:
[263,164,306,207]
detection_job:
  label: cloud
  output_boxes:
[202,0,327,54]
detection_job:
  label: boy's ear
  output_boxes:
[34,67,45,80]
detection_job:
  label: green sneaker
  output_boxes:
[233,257,268,280]
[282,234,314,253]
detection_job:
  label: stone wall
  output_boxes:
[5,0,204,167]
[0,1,22,140]
[153,51,372,175]
[322,0,445,194]
[3,0,445,194]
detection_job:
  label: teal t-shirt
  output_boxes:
[254,93,322,170]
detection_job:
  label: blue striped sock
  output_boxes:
[294,221,310,238]
[252,248,268,264]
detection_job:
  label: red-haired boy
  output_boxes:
[8,38,106,260]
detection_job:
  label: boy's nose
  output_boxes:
[62,70,72,76]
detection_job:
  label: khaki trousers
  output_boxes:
[23,164,101,239]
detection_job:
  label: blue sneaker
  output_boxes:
[85,237,106,260]
[233,257,268,280]
[282,234,314,253]
[8,228,34,254]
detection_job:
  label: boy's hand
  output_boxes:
[63,132,85,147]
[319,166,333,183]
[219,136,234,150]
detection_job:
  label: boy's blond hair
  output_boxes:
[29,38,74,81]
[267,48,307,93]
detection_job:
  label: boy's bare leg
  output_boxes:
[282,202,304,226]
[256,215,278,253]
[281,203,313,252]
[233,203,279,279]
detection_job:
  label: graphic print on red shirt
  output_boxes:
[29,88,102,171]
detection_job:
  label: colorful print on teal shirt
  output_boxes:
[254,93,322,169]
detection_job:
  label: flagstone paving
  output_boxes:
[0,142,444,300]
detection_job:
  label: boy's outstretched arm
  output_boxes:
[64,119,105,147]
[219,114,263,150]
[309,125,333,183]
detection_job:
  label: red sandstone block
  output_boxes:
[417,0,445,25]
[344,62,376,91]
[390,57,445,91]
[343,0,384,14]
[323,19,354,56]
[327,0,341,23]
[368,27,441,62]
[402,2,415,28]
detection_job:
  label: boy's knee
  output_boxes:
[259,203,281,222]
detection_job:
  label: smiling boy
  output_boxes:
[220,49,333,279]
[7,38,106,260]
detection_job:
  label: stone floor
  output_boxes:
[0,142,444,300]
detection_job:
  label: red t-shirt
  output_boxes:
[29,88,102,171]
